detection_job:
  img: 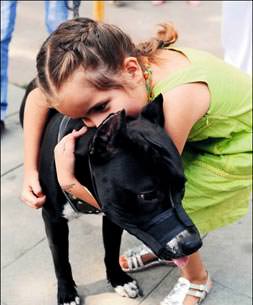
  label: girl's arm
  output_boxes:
[59,178,100,210]
[162,82,210,154]
[21,88,49,208]
[54,127,100,210]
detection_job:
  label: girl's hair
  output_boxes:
[36,17,177,100]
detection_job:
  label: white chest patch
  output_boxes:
[62,201,79,220]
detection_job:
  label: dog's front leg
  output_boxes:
[102,216,141,298]
[42,208,80,305]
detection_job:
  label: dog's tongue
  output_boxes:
[172,256,189,267]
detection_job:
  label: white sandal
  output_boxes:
[120,245,175,273]
[160,275,212,305]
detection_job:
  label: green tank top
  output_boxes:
[151,47,252,233]
[152,47,252,156]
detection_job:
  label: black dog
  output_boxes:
[20,81,202,305]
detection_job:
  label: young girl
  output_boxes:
[21,18,252,305]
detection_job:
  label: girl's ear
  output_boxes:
[123,57,142,80]
[140,94,164,126]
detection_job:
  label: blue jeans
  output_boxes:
[1,0,68,120]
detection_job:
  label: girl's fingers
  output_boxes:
[57,126,87,146]
[72,126,87,137]
[21,191,46,209]
[33,195,46,208]
[32,181,44,197]
[54,126,88,157]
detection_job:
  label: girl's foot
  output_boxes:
[160,273,212,305]
[119,245,175,272]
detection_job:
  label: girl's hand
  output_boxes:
[21,170,46,209]
[54,126,87,188]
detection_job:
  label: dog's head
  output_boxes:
[85,94,202,261]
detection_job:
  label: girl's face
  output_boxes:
[54,59,148,127]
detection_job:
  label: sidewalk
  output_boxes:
[1,1,252,305]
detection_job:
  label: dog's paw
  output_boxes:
[58,282,81,305]
[59,296,80,305]
[107,269,142,298]
[114,280,140,298]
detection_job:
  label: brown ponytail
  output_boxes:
[136,22,178,60]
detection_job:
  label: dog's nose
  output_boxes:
[181,240,202,256]
[180,233,203,255]
[161,229,202,259]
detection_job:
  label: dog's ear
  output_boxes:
[97,110,126,139]
[91,110,126,161]
[75,127,97,157]
[140,94,164,126]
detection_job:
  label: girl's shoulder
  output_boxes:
[162,82,210,122]
[151,46,211,89]
[152,47,191,79]
[152,47,211,106]
[160,82,210,153]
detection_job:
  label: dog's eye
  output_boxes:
[137,189,158,201]
[137,187,165,203]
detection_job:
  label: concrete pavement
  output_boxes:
[1,1,252,305]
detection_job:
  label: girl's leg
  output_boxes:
[181,252,207,282]
[160,252,211,305]
[179,252,211,305]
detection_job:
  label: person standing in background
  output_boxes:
[222,1,252,75]
[1,0,69,132]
